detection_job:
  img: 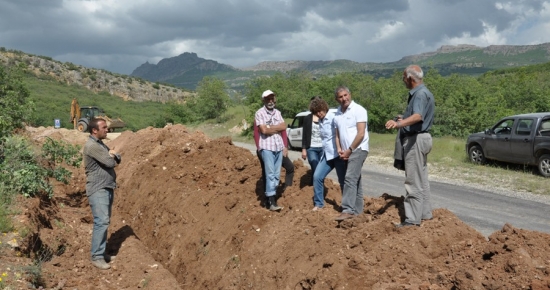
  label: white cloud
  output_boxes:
[441,21,507,47]
[369,21,405,43]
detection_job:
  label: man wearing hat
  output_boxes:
[255,89,286,211]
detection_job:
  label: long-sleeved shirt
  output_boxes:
[83,135,121,196]
[319,110,338,161]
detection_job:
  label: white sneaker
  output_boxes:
[91,259,111,270]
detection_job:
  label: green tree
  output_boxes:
[0,66,34,137]
[195,76,230,122]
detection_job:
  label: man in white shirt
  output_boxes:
[332,86,369,221]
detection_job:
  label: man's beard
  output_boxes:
[266,103,275,110]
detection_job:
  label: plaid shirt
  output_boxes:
[255,106,285,151]
[83,135,120,196]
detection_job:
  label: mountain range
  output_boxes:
[131,43,550,90]
[2,43,550,104]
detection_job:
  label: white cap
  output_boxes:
[261,90,275,98]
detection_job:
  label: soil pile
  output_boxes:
[2,125,550,289]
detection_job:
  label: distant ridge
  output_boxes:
[159,42,550,89]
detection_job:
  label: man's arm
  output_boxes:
[86,143,117,168]
[253,121,260,150]
[340,122,366,160]
[259,122,287,135]
[281,129,289,157]
[386,113,422,129]
[335,127,342,154]
[349,122,366,150]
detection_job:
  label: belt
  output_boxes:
[402,131,429,137]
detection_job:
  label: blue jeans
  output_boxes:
[260,149,283,197]
[341,150,368,215]
[312,155,346,208]
[88,188,113,261]
[306,147,323,176]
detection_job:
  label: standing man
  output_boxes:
[253,119,294,192]
[255,90,286,211]
[83,118,121,269]
[385,65,435,228]
[333,86,369,221]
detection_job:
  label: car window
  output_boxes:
[516,119,533,136]
[493,119,514,135]
[539,119,550,137]
[291,116,305,129]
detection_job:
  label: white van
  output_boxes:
[286,108,337,150]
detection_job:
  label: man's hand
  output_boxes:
[301,149,306,160]
[283,147,289,158]
[385,119,399,129]
[108,147,117,158]
[338,148,351,160]
[385,115,403,130]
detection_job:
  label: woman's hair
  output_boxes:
[309,96,329,114]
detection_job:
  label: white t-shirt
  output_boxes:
[333,100,369,152]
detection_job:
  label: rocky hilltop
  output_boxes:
[131,52,238,89]
[0,49,193,103]
[394,42,550,65]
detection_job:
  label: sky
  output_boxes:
[1,0,550,75]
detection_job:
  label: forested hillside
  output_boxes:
[2,47,550,137]
[240,65,550,137]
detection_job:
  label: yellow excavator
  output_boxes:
[70,98,125,132]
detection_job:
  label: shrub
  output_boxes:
[0,136,81,199]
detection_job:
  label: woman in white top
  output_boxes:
[302,97,324,184]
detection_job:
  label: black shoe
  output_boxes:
[267,196,283,211]
[395,222,418,228]
[104,254,115,263]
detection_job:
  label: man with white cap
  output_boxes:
[255,89,286,211]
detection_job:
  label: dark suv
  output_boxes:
[466,112,550,177]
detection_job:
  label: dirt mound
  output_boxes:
[3,125,550,289]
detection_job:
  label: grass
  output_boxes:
[0,203,13,233]
[25,75,167,131]
[187,105,252,143]
[372,134,549,196]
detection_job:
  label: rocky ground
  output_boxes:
[1,125,549,289]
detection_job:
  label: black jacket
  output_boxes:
[302,113,313,150]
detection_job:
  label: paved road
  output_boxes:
[235,141,550,237]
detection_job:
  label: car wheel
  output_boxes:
[468,145,486,164]
[537,154,550,177]
[77,121,87,132]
